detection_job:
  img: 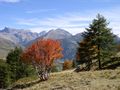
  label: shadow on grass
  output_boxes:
[8,79,42,90]
[102,57,120,69]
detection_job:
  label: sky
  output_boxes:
[0,0,120,35]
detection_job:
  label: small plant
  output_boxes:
[63,60,73,70]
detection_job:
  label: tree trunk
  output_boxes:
[35,65,51,81]
[39,70,49,81]
[98,45,101,69]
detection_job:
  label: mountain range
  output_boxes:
[0,27,45,59]
[0,27,119,60]
[0,27,83,60]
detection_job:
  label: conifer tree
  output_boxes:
[6,47,35,81]
[76,14,115,70]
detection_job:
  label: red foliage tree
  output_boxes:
[21,39,63,80]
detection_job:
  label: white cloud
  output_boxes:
[15,7,120,36]
[0,0,21,3]
[16,13,91,35]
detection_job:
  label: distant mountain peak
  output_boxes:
[44,28,72,40]
[50,28,71,34]
[0,27,47,45]
[0,27,31,33]
[1,27,12,33]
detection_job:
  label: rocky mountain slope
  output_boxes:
[0,27,46,45]
[0,27,119,60]
[31,29,83,59]
[0,37,16,59]
[0,27,46,59]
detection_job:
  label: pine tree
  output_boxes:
[76,38,96,70]
[6,47,35,82]
[76,14,115,70]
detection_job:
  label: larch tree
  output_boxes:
[21,39,63,81]
[63,60,73,70]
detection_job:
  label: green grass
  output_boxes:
[13,76,38,85]
[9,75,39,89]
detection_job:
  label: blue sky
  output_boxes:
[0,0,120,35]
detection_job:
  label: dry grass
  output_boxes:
[12,69,120,90]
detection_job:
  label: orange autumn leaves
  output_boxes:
[21,39,63,67]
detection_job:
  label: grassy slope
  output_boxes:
[11,69,120,90]
[0,38,16,59]
[0,48,14,59]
